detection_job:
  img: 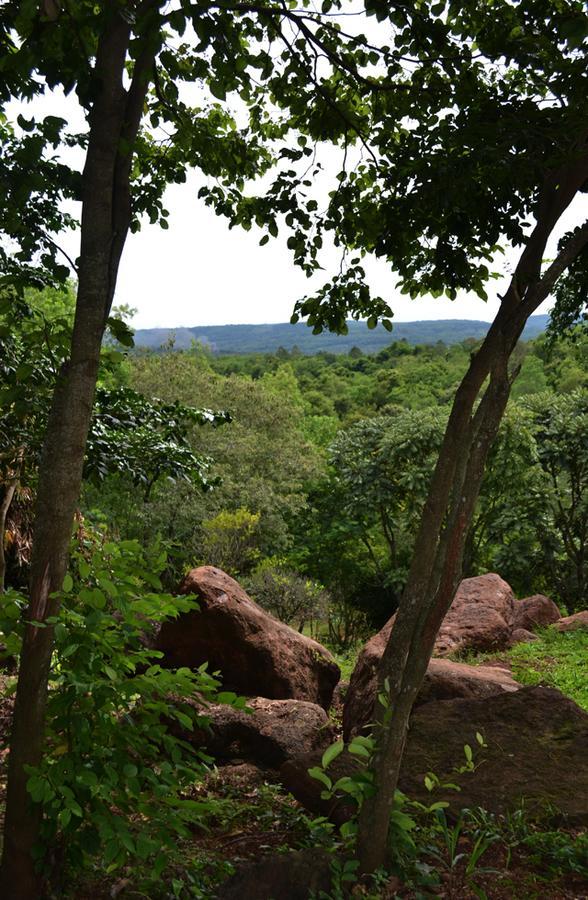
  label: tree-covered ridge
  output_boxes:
[195,327,588,415]
[131,315,550,354]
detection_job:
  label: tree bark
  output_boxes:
[0,7,159,895]
[0,478,19,594]
[356,142,588,873]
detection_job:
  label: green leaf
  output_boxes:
[209,82,226,101]
[58,808,72,828]
[340,820,358,840]
[348,742,370,759]
[321,740,344,770]
[389,809,416,831]
[308,767,332,791]
[119,831,135,854]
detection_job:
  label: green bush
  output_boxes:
[244,559,327,631]
[1,538,245,888]
[200,507,261,575]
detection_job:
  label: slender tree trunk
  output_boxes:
[0,478,19,594]
[357,344,517,872]
[356,146,588,873]
[0,7,159,895]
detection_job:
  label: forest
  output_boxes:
[2,286,588,897]
[1,1,588,899]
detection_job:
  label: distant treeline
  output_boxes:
[132,315,550,355]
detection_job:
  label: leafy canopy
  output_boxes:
[2,1,586,334]
[0,288,228,496]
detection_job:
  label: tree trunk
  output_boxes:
[356,147,588,873]
[0,7,159,895]
[357,342,517,872]
[0,478,19,594]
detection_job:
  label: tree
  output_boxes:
[127,352,320,565]
[322,404,551,619]
[0,4,391,891]
[203,0,588,872]
[330,410,444,587]
[463,403,546,591]
[0,289,225,592]
[0,288,74,592]
[244,560,327,633]
[526,389,588,612]
[2,0,588,889]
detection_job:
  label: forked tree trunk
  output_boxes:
[0,8,159,895]
[356,148,588,873]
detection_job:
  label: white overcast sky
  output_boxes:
[12,80,588,330]
[112,179,585,329]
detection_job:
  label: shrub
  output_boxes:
[245,560,327,632]
[1,537,245,888]
[200,507,261,575]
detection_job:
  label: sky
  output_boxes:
[110,178,584,330]
[112,176,511,330]
[11,76,588,331]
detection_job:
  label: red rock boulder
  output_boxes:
[509,627,539,645]
[418,659,520,706]
[434,573,515,656]
[343,657,520,739]
[216,849,333,900]
[284,687,588,827]
[155,566,340,709]
[513,594,561,631]
[343,574,517,738]
[341,618,392,740]
[184,697,335,768]
[553,611,588,632]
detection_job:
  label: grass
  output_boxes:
[301,623,362,682]
[328,645,361,682]
[453,626,588,711]
[509,629,588,711]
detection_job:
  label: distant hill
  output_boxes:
[132,315,550,355]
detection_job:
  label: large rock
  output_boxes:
[553,611,588,632]
[343,574,516,737]
[215,849,333,900]
[341,622,390,741]
[156,566,340,709]
[284,687,588,826]
[344,657,520,739]
[418,659,520,706]
[434,573,515,655]
[401,686,588,824]
[513,594,561,631]
[184,697,335,768]
[509,627,539,645]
